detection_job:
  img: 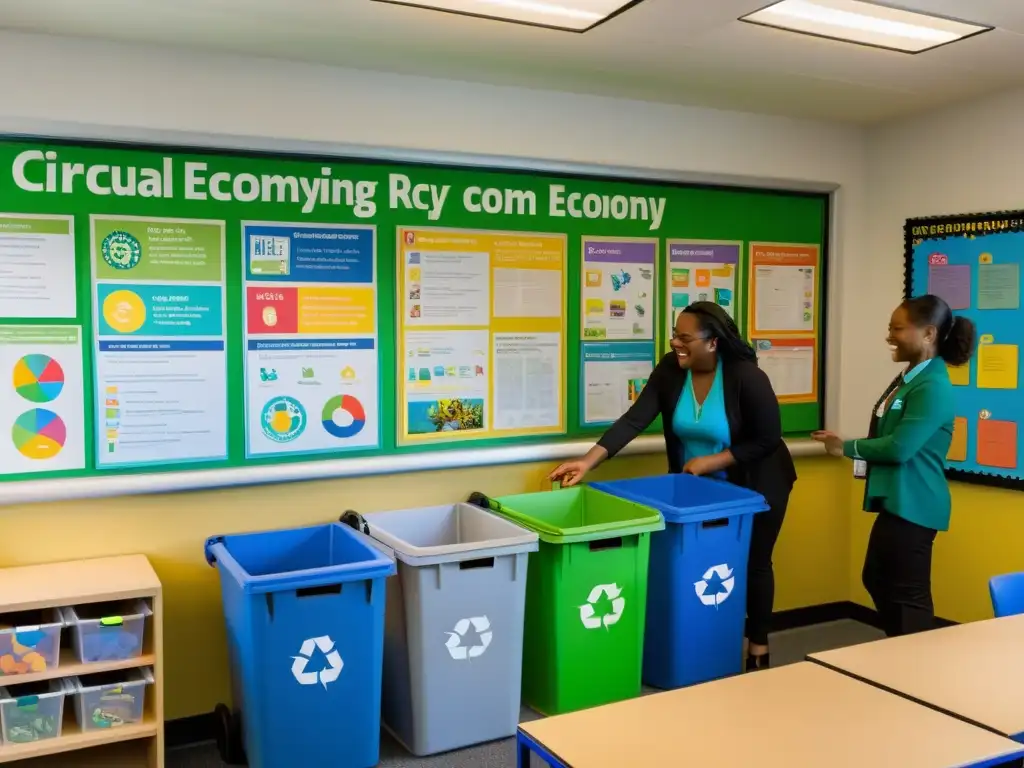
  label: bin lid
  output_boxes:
[204,523,396,595]
[591,474,768,524]
[486,486,664,544]
[360,503,538,566]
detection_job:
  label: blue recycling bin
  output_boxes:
[205,523,395,768]
[591,475,768,689]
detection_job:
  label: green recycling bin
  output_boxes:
[470,486,663,715]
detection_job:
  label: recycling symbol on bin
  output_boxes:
[579,583,626,630]
[291,635,344,688]
[694,563,735,607]
[445,616,493,660]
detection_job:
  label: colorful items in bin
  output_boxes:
[0,680,65,743]
[67,668,153,732]
[0,609,64,675]
[62,600,150,664]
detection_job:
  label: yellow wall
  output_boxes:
[849,481,1024,623]
[0,455,847,720]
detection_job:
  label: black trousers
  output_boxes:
[862,509,938,637]
[745,494,789,646]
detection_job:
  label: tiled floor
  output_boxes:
[167,619,883,767]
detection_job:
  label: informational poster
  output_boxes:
[666,241,740,328]
[754,338,817,403]
[580,238,656,341]
[906,209,1024,484]
[243,222,379,458]
[749,243,819,336]
[580,341,656,426]
[0,214,77,318]
[398,228,566,444]
[0,325,85,474]
[91,215,228,468]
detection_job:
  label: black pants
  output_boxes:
[745,494,789,646]
[862,510,938,637]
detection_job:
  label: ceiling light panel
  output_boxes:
[373,0,643,32]
[739,0,991,53]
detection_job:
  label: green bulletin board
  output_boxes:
[0,136,827,485]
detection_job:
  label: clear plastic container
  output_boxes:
[0,679,66,743]
[61,600,151,664]
[0,608,64,676]
[66,668,153,731]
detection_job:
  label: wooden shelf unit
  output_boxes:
[0,556,163,767]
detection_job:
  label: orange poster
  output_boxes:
[748,243,820,338]
[977,419,1017,469]
[947,417,968,463]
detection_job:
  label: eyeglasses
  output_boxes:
[670,333,709,344]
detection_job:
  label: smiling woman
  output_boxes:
[550,301,796,670]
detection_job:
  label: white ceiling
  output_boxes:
[2,0,1024,123]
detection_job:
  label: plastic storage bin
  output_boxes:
[472,486,664,715]
[66,667,153,731]
[0,679,66,744]
[205,523,396,768]
[62,600,151,663]
[0,609,64,676]
[592,474,768,689]
[344,504,538,756]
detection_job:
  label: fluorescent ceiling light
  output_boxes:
[371,0,644,32]
[739,0,991,53]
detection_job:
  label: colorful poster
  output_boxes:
[749,243,819,336]
[580,341,655,426]
[0,325,85,474]
[91,215,228,468]
[243,223,379,458]
[581,238,656,341]
[0,214,77,318]
[755,338,817,403]
[666,241,740,329]
[398,228,566,444]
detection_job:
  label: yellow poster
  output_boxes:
[977,342,1019,390]
[397,227,567,444]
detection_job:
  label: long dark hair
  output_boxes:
[682,302,757,363]
[902,294,975,366]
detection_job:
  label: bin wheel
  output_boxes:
[214,703,246,765]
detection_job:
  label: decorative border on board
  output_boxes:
[904,209,1024,492]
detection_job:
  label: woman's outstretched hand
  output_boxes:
[549,460,592,487]
[811,430,844,458]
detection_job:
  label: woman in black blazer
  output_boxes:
[551,302,796,670]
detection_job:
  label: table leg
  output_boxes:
[517,731,531,768]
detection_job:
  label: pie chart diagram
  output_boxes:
[13,355,65,403]
[12,409,67,460]
[322,395,366,439]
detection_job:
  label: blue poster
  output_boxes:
[907,211,1024,484]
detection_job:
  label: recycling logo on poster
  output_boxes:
[694,563,735,607]
[291,635,344,688]
[445,616,493,660]
[579,583,626,630]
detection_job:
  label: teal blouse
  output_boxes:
[671,360,731,479]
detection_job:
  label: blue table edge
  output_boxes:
[517,728,570,768]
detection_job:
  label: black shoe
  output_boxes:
[746,653,770,672]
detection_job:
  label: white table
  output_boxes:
[517,662,1024,767]
[810,614,1024,741]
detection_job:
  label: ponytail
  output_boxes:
[902,294,976,366]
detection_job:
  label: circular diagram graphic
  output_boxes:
[321,394,366,439]
[101,230,142,270]
[261,396,306,443]
[12,409,66,460]
[102,290,146,333]
[13,355,65,403]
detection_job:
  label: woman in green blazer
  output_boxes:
[813,295,975,637]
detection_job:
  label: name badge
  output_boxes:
[891,399,903,411]
[853,459,867,479]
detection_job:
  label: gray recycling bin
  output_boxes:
[349,503,538,756]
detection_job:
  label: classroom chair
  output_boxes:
[989,572,1024,618]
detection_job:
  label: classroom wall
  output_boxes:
[0,30,861,719]
[859,87,1024,622]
